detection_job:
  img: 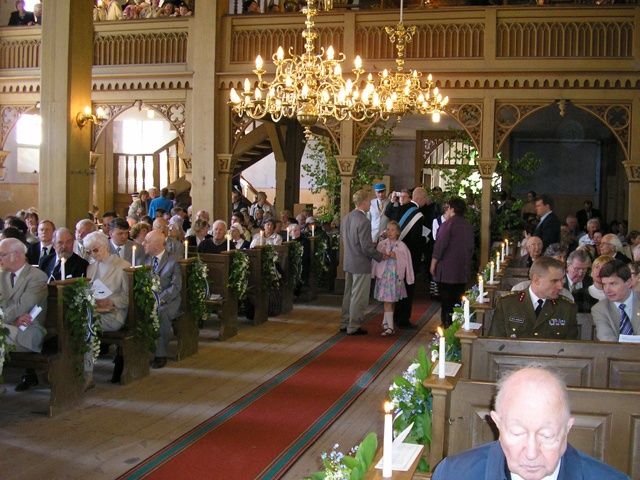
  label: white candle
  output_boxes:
[286,226,290,242]
[60,257,66,280]
[490,261,494,283]
[501,242,505,260]
[463,296,470,330]
[496,251,501,272]
[260,230,264,246]
[505,239,510,256]
[132,245,137,265]
[311,224,315,237]
[400,0,403,23]
[438,326,446,378]
[383,402,393,477]
[226,232,231,251]
[184,240,188,259]
[478,274,484,303]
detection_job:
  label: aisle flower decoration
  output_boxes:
[289,241,304,287]
[63,278,101,376]
[187,258,209,327]
[261,245,281,293]
[228,250,249,301]
[388,317,462,472]
[306,432,378,480]
[0,304,11,386]
[313,238,330,278]
[134,267,161,353]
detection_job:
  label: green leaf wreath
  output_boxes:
[63,278,101,377]
[0,304,12,387]
[313,238,330,279]
[228,250,250,301]
[288,241,303,287]
[260,245,281,293]
[306,432,378,480]
[187,258,209,327]
[133,267,161,353]
[388,317,462,472]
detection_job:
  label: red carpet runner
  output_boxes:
[120,299,437,480]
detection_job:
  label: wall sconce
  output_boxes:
[76,105,106,129]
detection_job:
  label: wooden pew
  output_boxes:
[173,258,198,360]
[503,267,529,277]
[197,253,239,341]
[274,242,293,314]
[457,330,640,390]
[101,267,150,384]
[305,236,319,302]
[5,279,85,417]
[243,248,269,325]
[425,374,640,478]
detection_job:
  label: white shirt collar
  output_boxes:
[539,210,552,223]
[614,291,634,311]
[12,263,26,281]
[528,285,545,311]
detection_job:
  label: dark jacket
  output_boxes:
[39,252,89,282]
[432,214,474,284]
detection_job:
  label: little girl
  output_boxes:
[372,221,415,336]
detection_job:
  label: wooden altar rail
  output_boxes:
[425,373,640,478]
[4,279,85,417]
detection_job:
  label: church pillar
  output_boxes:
[477,158,499,267]
[216,154,236,222]
[39,1,93,227]
[623,160,640,229]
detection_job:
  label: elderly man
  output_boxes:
[490,256,578,339]
[432,367,629,480]
[565,249,593,293]
[599,233,631,264]
[73,219,95,261]
[340,190,384,335]
[39,228,88,282]
[578,218,600,246]
[0,238,49,391]
[142,230,182,369]
[514,235,543,268]
[533,195,561,251]
[198,220,234,254]
[367,183,390,242]
[383,189,412,223]
[592,260,639,341]
[108,217,146,266]
[26,219,55,265]
[153,217,184,257]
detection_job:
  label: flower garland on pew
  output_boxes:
[289,241,304,287]
[228,250,250,301]
[306,432,378,480]
[63,278,101,377]
[388,317,462,473]
[0,304,12,388]
[313,238,330,279]
[187,257,209,328]
[133,267,161,353]
[261,245,281,293]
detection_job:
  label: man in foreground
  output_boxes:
[432,367,629,480]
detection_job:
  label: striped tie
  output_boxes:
[153,256,159,273]
[619,304,633,336]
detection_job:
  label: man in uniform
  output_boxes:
[489,256,578,339]
[367,183,390,242]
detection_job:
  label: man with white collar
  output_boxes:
[39,228,88,282]
[533,194,561,251]
[367,183,390,242]
[489,256,578,339]
[26,219,55,265]
[108,217,146,266]
[74,219,95,261]
[592,260,639,341]
[565,249,592,293]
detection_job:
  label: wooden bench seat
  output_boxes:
[197,253,238,341]
[243,248,269,325]
[274,243,293,314]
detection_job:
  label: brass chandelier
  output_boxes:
[229,0,381,138]
[375,2,448,122]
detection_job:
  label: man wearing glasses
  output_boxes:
[0,238,48,391]
[565,249,592,294]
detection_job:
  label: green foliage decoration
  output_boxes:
[187,258,209,327]
[133,267,161,353]
[288,241,304,287]
[306,432,378,480]
[228,250,250,301]
[63,278,101,377]
[260,245,281,293]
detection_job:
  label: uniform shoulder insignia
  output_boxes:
[558,295,575,304]
[518,291,526,302]
[499,291,519,299]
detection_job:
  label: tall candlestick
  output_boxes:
[184,240,188,259]
[438,326,446,378]
[478,274,484,303]
[383,402,393,477]
[463,296,470,330]
[60,257,66,280]
[132,245,137,266]
[490,261,495,283]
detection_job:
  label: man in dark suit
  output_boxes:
[534,194,561,251]
[39,228,88,282]
[599,233,632,264]
[513,236,543,269]
[340,190,384,335]
[26,219,55,265]
[0,238,49,391]
[108,217,146,266]
[432,367,629,480]
[142,230,183,369]
[576,200,603,232]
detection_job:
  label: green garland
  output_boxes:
[0,304,11,386]
[187,258,209,327]
[228,250,250,301]
[133,267,161,353]
[260,245,281,293]
[63,278,101,377]
[307,432,378,480]
[288,241,303,287]
[313,238,330,279]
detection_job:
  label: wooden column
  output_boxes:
[39,1,93,227]
[335,155,357,293]
[216,154,235,221]
[623,160,640,230]
[477,158,499,267]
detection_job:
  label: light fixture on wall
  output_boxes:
[374,0,448,122]
[229,0,381,138]
[76,105,106,129]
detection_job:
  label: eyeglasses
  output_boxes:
[88,247,101,254]
[0,252,15,259]
[570,267,589,273]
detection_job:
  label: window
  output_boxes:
[16,113,41,173]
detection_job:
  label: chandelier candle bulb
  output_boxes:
[61,257,66,280]
[438,326,445,378]
[383,402,393,477]
[478,274,484,303]
[184,240,188,259]
[463,296,470,330]
[132,245,136,265]
[490,261,495,283]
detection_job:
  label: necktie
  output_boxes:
[10,272,15,288]
[378,200,383,213]
[535,299,544,318]
[619,304,633,336]
[42,246,48,257]
[153,256,159,273]
[116,246,122,257]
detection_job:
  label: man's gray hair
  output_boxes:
[52,227,73,243]
[567,248,591,265]
[76,218,96,230]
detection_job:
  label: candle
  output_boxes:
[505,239,510,256]
[286,226,290,242]
[60,257,66,280]
[501,242,505,260]
[132,245,137,266]
[383,402,393,477]
[496,251,501,272]
[311,224,315,237]
[478,274,484,303]
[400,0,403,23]
[226,232,231,251]
[438,326,445,379]
[490,261,494,283]
[463,296,470,330]
[184,240,188,259]
[260,230,264,246]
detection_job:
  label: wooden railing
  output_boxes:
[0,26,41,69]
